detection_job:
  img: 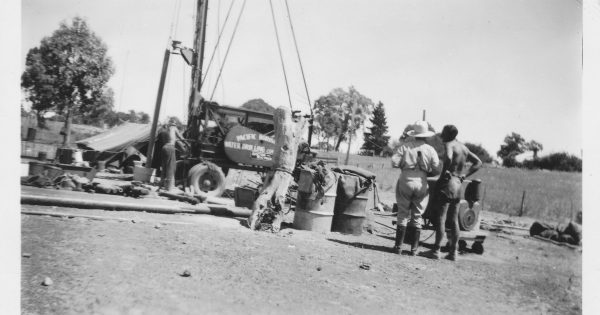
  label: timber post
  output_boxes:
[247,106,306,231]
[145,46,172,169]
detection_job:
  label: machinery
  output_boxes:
[422,177,486,254]
[147,0,315,197]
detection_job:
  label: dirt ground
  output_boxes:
[21,189,581,314]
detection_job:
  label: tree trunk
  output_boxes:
[247,107,306,232]
[334,134,343,151]
[36,111,46,129]
[62,107,73,148]
[344,133,352,165]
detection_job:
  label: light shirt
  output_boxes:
[391,139,440,173]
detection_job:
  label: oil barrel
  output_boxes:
[331,173,372,236]
[293,169,338,233]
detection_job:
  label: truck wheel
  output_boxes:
[458,201,480,231]
[188,162,226,197]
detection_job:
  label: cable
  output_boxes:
[268,0,293,111]
[201,0,237,87]
[284,0,311,114]
[210,0,247,101]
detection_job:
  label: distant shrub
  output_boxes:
[501,154,522,168]
[381,146,394,157]
[525,152,582,172]
[465,142,494,163]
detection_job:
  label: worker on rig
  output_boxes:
[391,120,440,255]
[158,119,187,192]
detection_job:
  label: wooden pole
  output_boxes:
[247,107,306,231]
[519,190,526,216]
[344,133,352,165]
[145,47,171,169]
[422,109,426,121]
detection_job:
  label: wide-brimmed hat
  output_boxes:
[407,120,435,138]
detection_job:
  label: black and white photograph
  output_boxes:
[2,0,598,313]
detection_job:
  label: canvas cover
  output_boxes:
[76,122,152,153]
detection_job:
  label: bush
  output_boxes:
[526,152,582,172]
[465,142,493,163]
[502,155,522,168]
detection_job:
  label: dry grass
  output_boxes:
[313,151,582,222]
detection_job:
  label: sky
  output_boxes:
[21,0,583,156]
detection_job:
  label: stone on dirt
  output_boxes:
[180,270,191,277]
[22,253,32,258]
[42,277,53,286]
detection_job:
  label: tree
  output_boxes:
[465,142,493,163]
[312,106,343,151]
[71,88,114,127]
[103,110,151,128]
[314,86,374,157]
[21,17,114,145]
[241,98,275,114]
[526,140,543,159]
[497,132,527,167]
[360,101,390,156]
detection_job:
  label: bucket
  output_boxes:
[331,173,371,236]
[293,169,337,233]
[464,179,482,203]
[133,166,155,183]
[234,186,258,208]
[28,161,45,176]
[56,148,74,164]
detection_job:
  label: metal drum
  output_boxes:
[331,173,371,236]
[464,179,482,203]
[293,169,338,233]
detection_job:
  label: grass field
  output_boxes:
[314,151,582,222]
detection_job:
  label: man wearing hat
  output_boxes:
[425,124,482,261]
[159,119,187,191]
[391,120,440,255]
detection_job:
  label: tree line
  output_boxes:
[21,17,580,172]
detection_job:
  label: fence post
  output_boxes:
[481,185,487,211]
[519,190,526,216]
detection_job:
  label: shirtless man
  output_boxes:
[427,125,482,261]
[160,120,187,191]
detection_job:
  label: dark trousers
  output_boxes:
[432,174,462,252]
[161,144,176,186]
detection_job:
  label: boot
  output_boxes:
[445,251,457,261]
[409,228,421,256]
[392,226,406,254]
[445,235,457,261]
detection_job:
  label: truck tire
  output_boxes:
[188,162,226,197]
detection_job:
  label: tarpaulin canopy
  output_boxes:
[76,122,153,153]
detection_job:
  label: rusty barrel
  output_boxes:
[331,173,372,236]
[293,169,338,233]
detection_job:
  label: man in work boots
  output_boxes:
[391,121,440,255]
[425,125,482,261]
[160,120,187,192]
